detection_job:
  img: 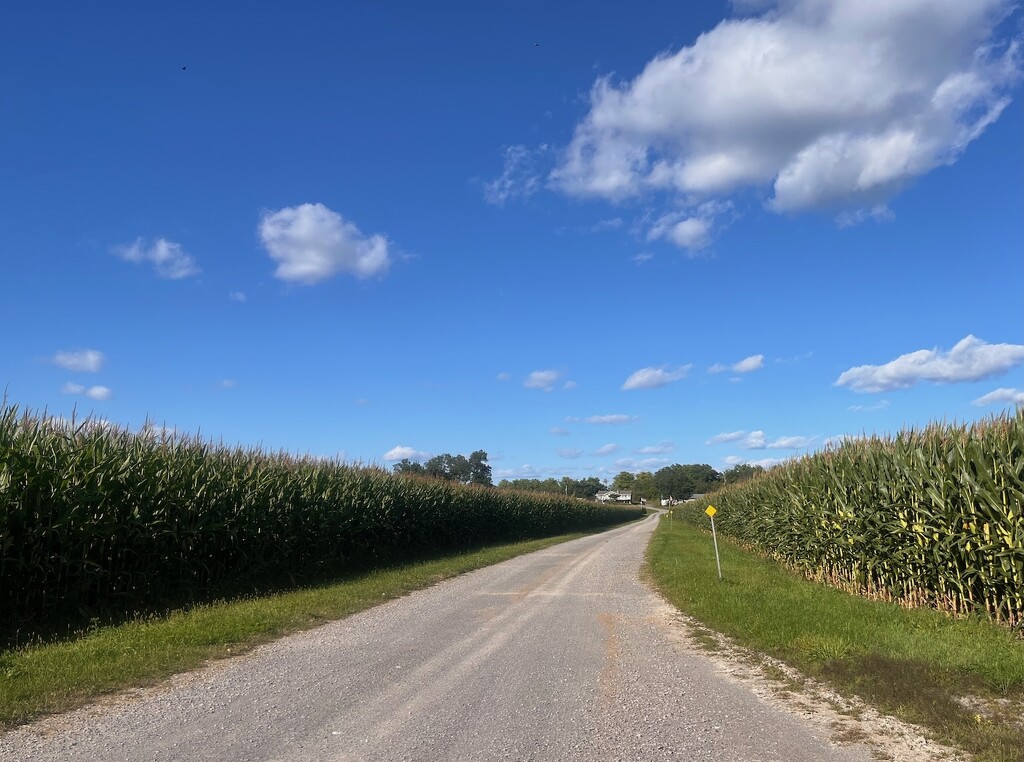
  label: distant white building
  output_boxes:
[596,491,633,503]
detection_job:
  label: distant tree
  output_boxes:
[497,475,607,498]
[574,476,606,499]
[468,450,493,487]
[392,458,426,476]
[677,463,722,495]
[720,463,764,486]
[497,477,560,494]
[633,471,657,501]
[653,465,696,501]
[612,471,636,492]
[397,451,490,485]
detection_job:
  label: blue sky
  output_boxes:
[3,0,1023,482]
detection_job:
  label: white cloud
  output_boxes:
[647,213,712,251]
[495,464,545,479]
[637,441,675,454]
[733,354,765,373]
[836,204,895,229]
[767,435,816,449]
[558,448,583,459]
[383,445,430,462]
[85,384,113,399]
[62,383,112,401]
[563,380,578,390]
[568,414,639,425]
[735,429,814,449]
[622,365,692,390]
[592,217,624,232]
[550,0,1021,239]
[613,457,672,470]
[259,203,391,285]
[724,454,789,469]
[524,369,563,391]
[550,426,570,436]
[972,387,1024,406]
[707,430,746,444]
[848,400,890,412]
[220,379,238,389]
[836,335,1024,393]
[483,144,549,206]
[633,252,655,265]
[229,291,247,302]
[496,372,511,382]
[710,354,764,374]
[114,237,200,279]
[742,431,767,449]
[52,349,104,373]
[594,443,620,456]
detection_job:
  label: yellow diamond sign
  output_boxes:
[705,505,717,518]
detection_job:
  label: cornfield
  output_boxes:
[0,404,641,637]
[682,408,1024,629]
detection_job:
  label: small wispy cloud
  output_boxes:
[710,354,764,374]
[836,204,895,229]
[382,445,430,462]
[972,387,1024,407]
[113,237,200,279]
[593,443,620,456]
[483,144,550,206]
[229,291,247,302]
[52,349,104,373]
[637,441,675,454]
[557,448,583,459]
[524,369,563,392]
[739,430,815,449]
[496,372,511,382]
[741,431,767,449]
[767,435,816,449]
[646,207,717,251]
[566,414,638,425]
[550,426,570,436]
[706,430,746,445]
[62,383,113,401]
[591,217,624,232]
[622,365,692,390]
[613,457,671,470]
[723,455,788,469]
[848,400,890,412]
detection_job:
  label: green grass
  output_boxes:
[0,531,589,729]
[648,517,1024,762]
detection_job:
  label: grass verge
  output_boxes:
[0,531,590,730]
[647,518,1024,762]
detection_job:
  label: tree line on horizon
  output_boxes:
[391,451,765,502]
[391,450,493,486]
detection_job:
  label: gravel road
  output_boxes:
[1,513,878,761]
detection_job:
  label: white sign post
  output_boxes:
[706,505,722,581]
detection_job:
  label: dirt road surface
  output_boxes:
[2,513,887,761]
